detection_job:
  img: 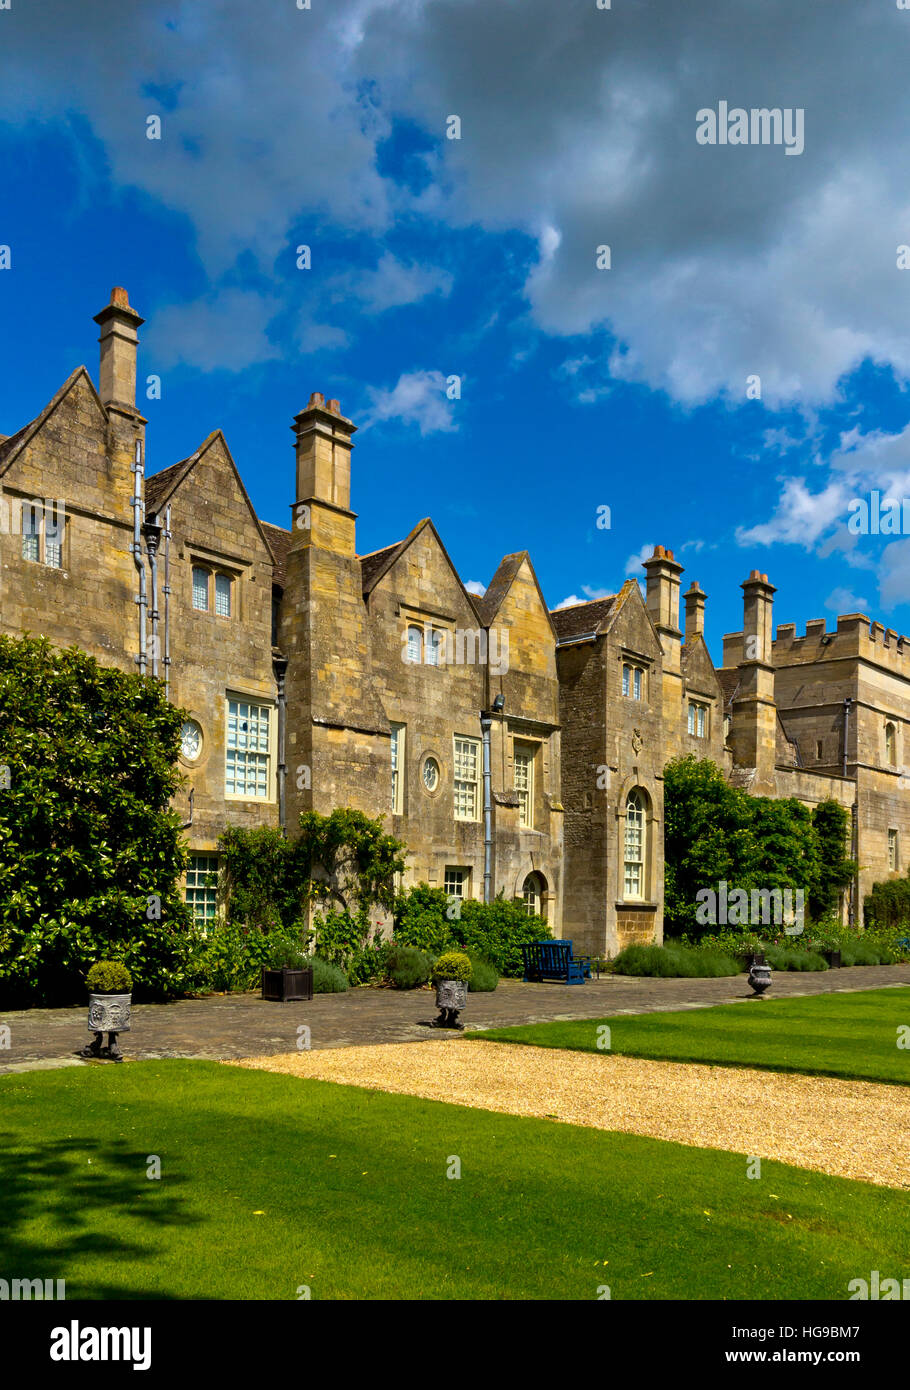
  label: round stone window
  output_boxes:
[180,719,203,763]
[422,756,441,793]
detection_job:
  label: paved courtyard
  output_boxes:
[1,964,907,1072]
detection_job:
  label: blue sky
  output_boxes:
[3,1,910,658]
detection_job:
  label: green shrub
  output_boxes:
[454,898,549,977]
[386,944,432,989]
[392,884,455,955]
[764,945,828,971]
[393,885,549,976]
[193,920,275,993]
[347,939,391,986]
[863,875,910,931]
[839,940,883,967]
[467,953,499,992]
[312,957,348,993]
[612,943,739,978]
[431,951,473,984]
[267,936,308,969]
[86,961,133,994]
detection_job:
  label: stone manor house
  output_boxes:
[0,290,906,956]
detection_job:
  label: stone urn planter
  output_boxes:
[431,951,473,1030]
[80,961,133,1062]
[821,949,842,969]
[747,961,773,998]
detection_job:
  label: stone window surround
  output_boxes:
[15,495,67,570]
[189,555,241,619]
[615,782,658,906]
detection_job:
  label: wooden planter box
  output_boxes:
[261,967,314,1002]
[822,949,842,969]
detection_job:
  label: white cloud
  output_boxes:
[7,3,910,402]
[824,586,869,614]
[143,290,280,371]
[554,594,584,610]
[624,544,654,576]
[343,253,453,314]
[464,579,485,595]
[361,369,457,435]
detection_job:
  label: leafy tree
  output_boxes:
[810,799,856,920]
[663,756,856,936]
[0,635,195,1005]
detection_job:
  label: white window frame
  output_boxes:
[514,742,535,829]
[453,735,480,821]
[444,866,469,898]
[185,854,219,930]
[225,696,272,801]
[688,701,708,738]
[390,723,405,814]
[406,624,422,664]
[522,872,543,917]
[623,789,646,900]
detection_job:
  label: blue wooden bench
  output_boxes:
[521,940,591,984]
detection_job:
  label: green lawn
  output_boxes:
[473,987,910,1084]
[1,1059,908,1300]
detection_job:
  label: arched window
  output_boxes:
[522,871,546,919]
[406,625,422,664]
[623,789,647,900]
[885,722,897,767]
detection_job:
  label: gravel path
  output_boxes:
[235,1039,910,1191]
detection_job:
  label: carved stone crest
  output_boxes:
[631,728,643,754]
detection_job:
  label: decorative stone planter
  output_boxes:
[434,979,467,1030]
[747,962,773,997]
[80,992,131,1061]
[261,967,314,1003]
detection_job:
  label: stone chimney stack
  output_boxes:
[292,392,357,514]
[730,570,778,794]
[684,580,707,643]
[643,545,684,673]
[93,287,144,413]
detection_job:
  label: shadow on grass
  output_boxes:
[0,1131,202,1299]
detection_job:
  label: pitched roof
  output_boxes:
[0,420,35,469]
[0,366,106,479]
[549,595,618,643]
[145,457,195,514]
[260,522,293,586]
[716,667,740,709]
[360,540,406,594]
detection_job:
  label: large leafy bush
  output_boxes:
[0,636,196,1005]
[664,756,856,937]
[393,884,549,976]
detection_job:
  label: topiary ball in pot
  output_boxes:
[430,950,472,1029]
[82,961,133,1062]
